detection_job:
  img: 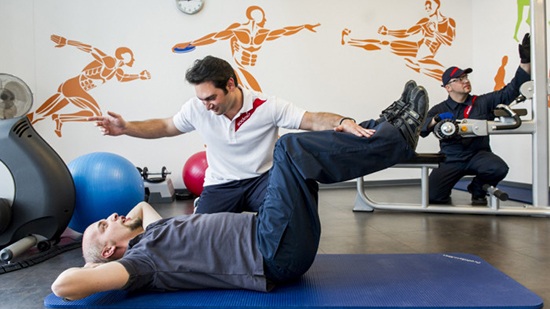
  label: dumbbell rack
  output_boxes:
[138,166,175,203]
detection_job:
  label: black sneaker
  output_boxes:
[380,80,417,122]
[467,183,488,206]
[400,80,417,103]
[471,196,488,206]
[390,86,429,150]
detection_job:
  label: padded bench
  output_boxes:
[397,153,447,166]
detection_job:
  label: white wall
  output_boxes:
[0,0,546,190]
[471,0,541,185]
[471,1,528,85]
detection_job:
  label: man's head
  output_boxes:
[186,56,242,117]
[82,213,144,263]
[185,56,239,92]
[442,66,472,95]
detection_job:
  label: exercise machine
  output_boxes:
[0,74,75,262]
[354,91,549,215]
[355,1,549,216]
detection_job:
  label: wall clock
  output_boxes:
[176,0,204,15]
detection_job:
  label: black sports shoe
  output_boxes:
[380,80,417,122]
[390,85,428,150]
[400,80,417,103]
[471,196,488,206]
[467,183,488,206]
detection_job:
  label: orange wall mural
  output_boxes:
[341,0,455,82]
[172,5,320,92]
[494,56,508,91]
[27,35,151,137]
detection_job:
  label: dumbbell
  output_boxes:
[137,166,171,183]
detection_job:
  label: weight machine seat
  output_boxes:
[398,153,446,165]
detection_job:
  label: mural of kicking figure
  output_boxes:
[172,5,320,92]
[342,0,455,82]
[27,35,151,137]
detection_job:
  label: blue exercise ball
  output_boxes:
[67,152,145,233]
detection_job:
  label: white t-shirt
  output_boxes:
[173,87,306,186]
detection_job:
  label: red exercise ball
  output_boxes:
[182,151,208,196]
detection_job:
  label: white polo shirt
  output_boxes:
[173,86,306,187]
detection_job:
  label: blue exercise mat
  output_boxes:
[44,253,543,309]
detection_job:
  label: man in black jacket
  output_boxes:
[420,34,531,205]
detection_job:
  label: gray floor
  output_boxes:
[1,185,549,308]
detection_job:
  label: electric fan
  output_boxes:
[0,73,75,262]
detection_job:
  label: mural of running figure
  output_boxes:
[172,6,320,92]
[341,0,455,82]
[27,35,151,137]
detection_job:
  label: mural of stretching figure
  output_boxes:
[27,35,151,137]
[172,5,320,92]
[341,0,455,82]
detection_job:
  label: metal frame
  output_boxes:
[529,0,548,207]
[354,164,550,216]
[354,0,549,216]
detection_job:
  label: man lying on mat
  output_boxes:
[52,81,429,301]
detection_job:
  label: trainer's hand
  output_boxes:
[87,111,127,136]
[519,33,530,64]
[335,119,376,138]
[434,112,454,122]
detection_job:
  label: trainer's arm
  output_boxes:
[300,111,375,138]
[124,118,182,139]
[519,62,530,75]
[88,111,183,139]
[51,262,129,301]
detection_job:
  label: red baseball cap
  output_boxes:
[442,66,473,86]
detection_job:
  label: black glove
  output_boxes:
[519,33,530,63]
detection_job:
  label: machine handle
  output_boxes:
[493,105,522,131]
[482,184,509,201]
[0,235,37,262]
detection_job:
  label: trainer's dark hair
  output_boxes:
[185,56,239,94]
